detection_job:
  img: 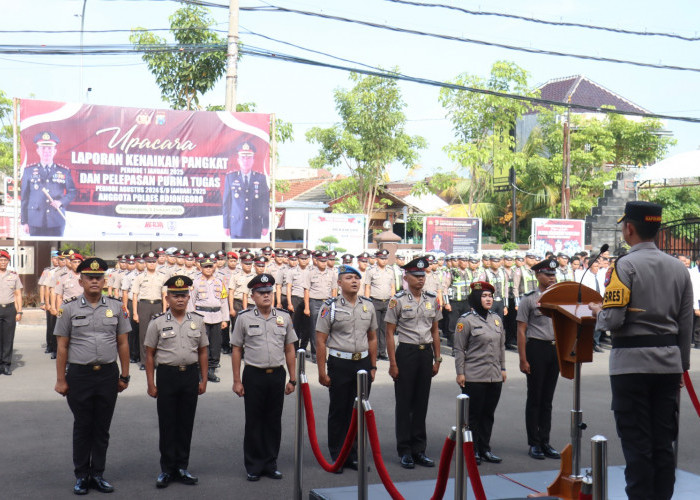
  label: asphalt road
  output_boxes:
[2,322,700,499]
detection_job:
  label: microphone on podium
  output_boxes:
[577,244,609,303]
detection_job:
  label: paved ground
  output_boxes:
[3,317,700,499]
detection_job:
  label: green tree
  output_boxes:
[306,71,426,220]
[641,186,700,223]
[0,90,13,175]
[130,5,226,110]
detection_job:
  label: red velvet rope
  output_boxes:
[429,436,456,500]
[301,382,358,473]
[579,492,593,500]
[365,410,406,500]
[683,371,700,419]
[463,441,487,500]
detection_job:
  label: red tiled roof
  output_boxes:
[274,170,338,202]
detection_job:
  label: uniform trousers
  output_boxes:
[242,365,285,474]
[394,343,434,457]
[525,339,559,447]
[491,298,505,321]
[308,298,325,355]
[611,373,680,500]
[46,309,57,353]
[65,362,119,478]
[126,302,139,362]
[230,298,244,332]
[0,303,17,368]
[292,295,310,350]
[327,355,372,462]
[371,298,389,356]
[504,297,518,347]
[137,300,162,364]
[205,323,221,370]
[462,381,502,454]
[221,322,231,353]
[447,300,469,348]
[156,364,199,473]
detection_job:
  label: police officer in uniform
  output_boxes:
[454,281,506,464]
[503,252,519,351]
[288,250,312,353]
[480,254,509,322]
[231,274,297,481]
[555,253,573,282]
[316,265,378,471]
[20,131,77,236]
[0,250,23,375]
[145,275,208,489]
[516,258,561,460]
[132,252,168,370]
[223,142,270,239]
[304,251,335,362]
[363,249,395,360]
[385,257,443,469]
[514,251,539,297]
[39,252,59,357]
[53,258,131,495]
[444,254,472,348]
[589,201,693,500]
[54,252,84,314]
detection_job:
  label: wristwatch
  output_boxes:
[119,375,131,384]
[288,380,297,386]
[434,356,443,363]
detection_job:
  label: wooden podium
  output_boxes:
[529,281,602,500]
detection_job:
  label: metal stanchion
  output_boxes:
[571,360,585,478]
[357,370,369,500]
[293,349,306,500]
[455,394,469,500]
[591,435,608,500]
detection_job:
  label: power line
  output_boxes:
[384,0,700,42]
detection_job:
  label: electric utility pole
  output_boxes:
[224,0,239,112]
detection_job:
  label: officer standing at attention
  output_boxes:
[443,254,472,348]
[0,250,23,375]
[53,258,131,495]
[385,257,443,469]
[39,252,59,358]
[589,201,693,500]
[131,251,168,371]
[145,275,208,489]
[304,251,335,362]
[189,254,229,383]
[316,264,378,472]
[231,274,297,482]
[516,257,561,461]
[363,249,395,361]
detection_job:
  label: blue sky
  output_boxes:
[2,0,699,182]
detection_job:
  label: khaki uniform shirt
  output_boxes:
[364,266,396,300]
[230,307,297,368]
[423,272,442,295]
[516,290,554,341]
[120,269,142,296]
[316,295,378,353]
[289,265,310,298]
[305,267,334,300]
[454,311,505,382]
[54,295,131,364]
[385,290,442,345]
[231,270,256,301]
[38,266,54,287]
[0,270,23,304]
[55,271,82,300]
[188,275,229,323]
[144,311,209,366]
[131,271,167,301]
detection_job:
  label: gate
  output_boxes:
[656,218,700,260]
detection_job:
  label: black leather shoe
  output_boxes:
[345,460,358,471]
[400,454,415,469]
[177,469,198,485]
[3,366,11,375]
[482,451,502,463]
[264,470,283,480]
[311,354,317,364]
[413,453,435,467]
[542,444,561,459]
[377,354,389,361]
[90,475,114,493]
[140,364,146,371]
[156,472,171,488]
[474,451,482,465]
[246,473,261,482]
[51,352,57,359]
[528,446,545,460]
[207,370,220,383]
[73,477,89,495]
[593,345,603,353]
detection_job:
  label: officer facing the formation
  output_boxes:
[316,265,378,472]
[144,275,209,489]
[385,257,443,470]
[454,281,506,465]
[53,258,132,495]
[516,258,561,461]
[223,141,270,239]
[0,250,23,375]
[231,274,297,482]
[20,131,77,237]
[589,201,693,500]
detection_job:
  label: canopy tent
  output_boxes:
[636,150,700,183]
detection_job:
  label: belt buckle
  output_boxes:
[178,365,186,372]
[265,368,274,374]
[92,365,101,371]
[418,345,425,350]
[352,352,361,361]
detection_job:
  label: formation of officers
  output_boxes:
[39,208,693,498]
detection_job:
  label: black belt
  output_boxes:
[158,363,197,372]
[0,303,15,308]
[528,338,556,346]
[247,365,283,374]
[196,306,221,312]
[371,297,390,302]
[139,299,162,304]
[400,342,433,351]
[612,335,678,349]
[69,361,116,372]
[309,297,325,302]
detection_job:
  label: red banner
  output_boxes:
[531,218,585,255]
[423,216,482,255]
[19,99,271,241]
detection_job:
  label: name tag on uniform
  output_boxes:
[75,315,86,320]
[161,328,175,338]
[249,324,260,328]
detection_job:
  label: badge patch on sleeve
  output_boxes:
[320,307,329,318]
[388,299,397,309]
[602,267,631,309]
[456,323,464,333]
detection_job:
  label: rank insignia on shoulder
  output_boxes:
[456,323,464,333]
[276,316,284,325]
[394,291,406,298]
[424,291,437,297]
[388,298,397,309]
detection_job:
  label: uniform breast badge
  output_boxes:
[190,321,197,329]
[362,305,368,312]
[105,309,114,318]
[494,319,500,327]
[425,302,432,310]
[276,316,284,325]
